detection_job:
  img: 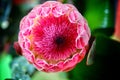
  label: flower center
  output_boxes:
[55,36,65,45]
[31,15,78,62]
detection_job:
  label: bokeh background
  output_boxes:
[0,0,120,80]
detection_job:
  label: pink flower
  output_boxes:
[15,1,91,72]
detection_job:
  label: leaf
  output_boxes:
[86,39,96,65]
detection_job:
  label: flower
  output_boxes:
[15,1,91,72]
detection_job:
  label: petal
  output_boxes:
[68,10,83,23]
[52,3,63,17]
[23,49,34,63]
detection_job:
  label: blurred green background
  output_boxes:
[0,0,120,80]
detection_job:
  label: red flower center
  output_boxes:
[55,36,65,45]
[30,14,78,63]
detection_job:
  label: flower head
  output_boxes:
[16,1,91,72]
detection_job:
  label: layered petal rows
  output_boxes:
[17,1,91,72]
